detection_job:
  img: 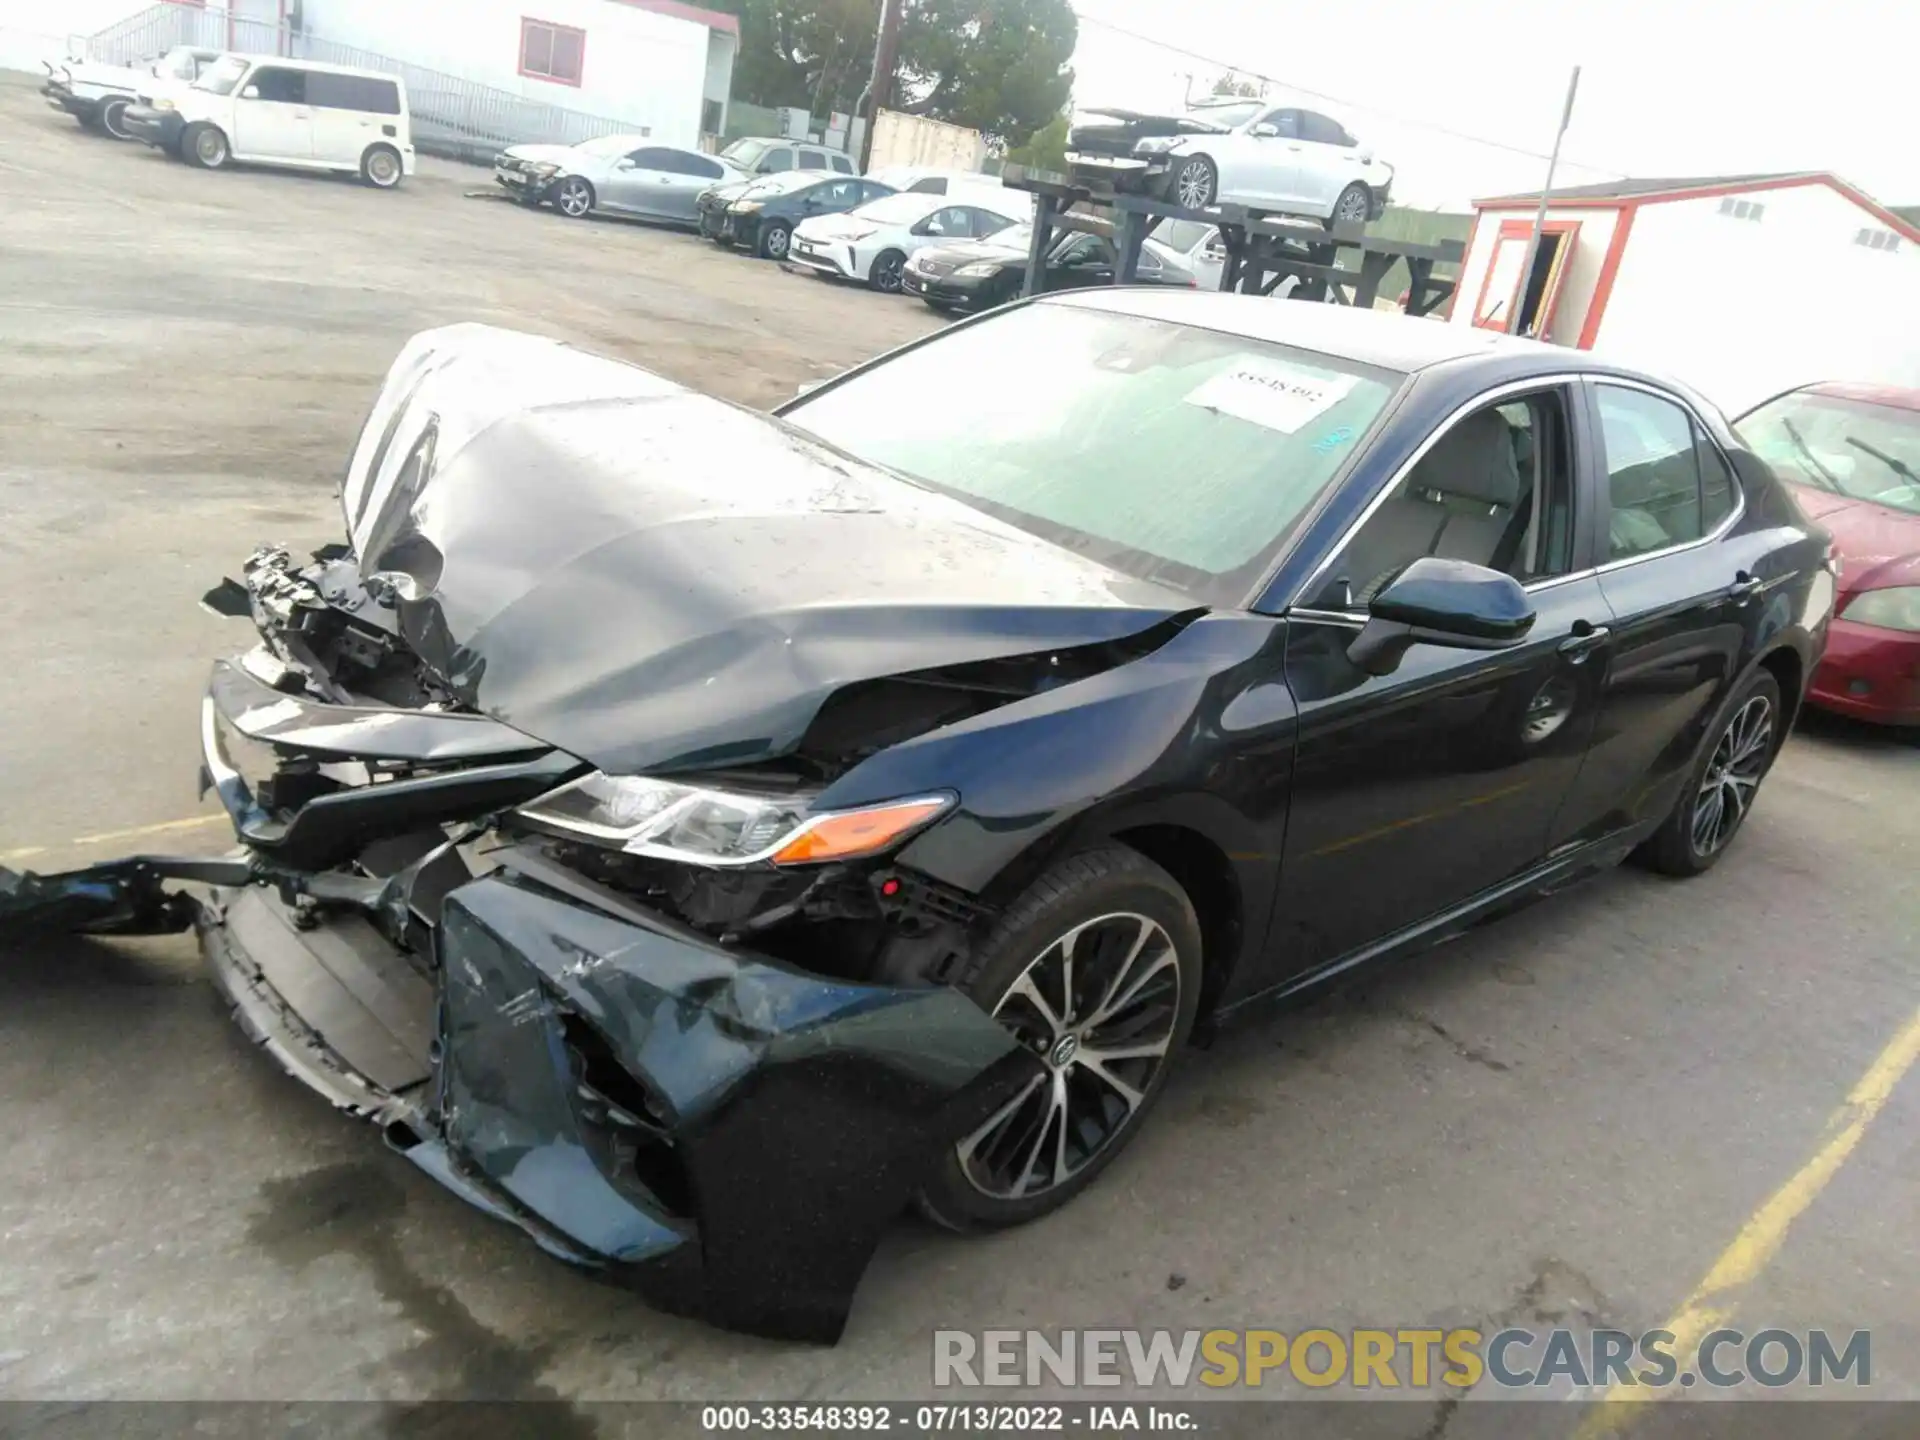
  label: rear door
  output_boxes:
[1296,110,1364,215]
[1549,379,1752,847]
[231,64,312,161]
[306,72,400,166]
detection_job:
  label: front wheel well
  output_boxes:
[1111,823,1242,1018]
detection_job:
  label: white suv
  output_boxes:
[131,54,415,189]
[1069,100,1395,226]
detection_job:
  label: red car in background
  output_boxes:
[1736,383,1920,727]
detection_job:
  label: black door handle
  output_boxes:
[1559,623,1611,661]
[1728,571,1764,602]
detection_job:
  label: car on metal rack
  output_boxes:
[786,188,1028,292]
[1734,381,1920,725]
[717,172,898,260]
[901,222,1201,311]
[1069,97,1395,225]
[1,296,1830,1344]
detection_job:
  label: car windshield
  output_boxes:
[849,193,942,226]
[193,55,248,95]
[783,303,1403,603]
[1737,390,1920,515]
[1191,101,1263,128]
[721,138,769,166]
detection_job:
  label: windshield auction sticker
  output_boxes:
[1184,364,1358,435]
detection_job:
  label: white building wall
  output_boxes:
[1591,182,1920,413]
[1448,203,1620,344]
[0,0,146,70]
[304,0,718,145]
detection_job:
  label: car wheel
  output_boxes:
[1637,669,1784,877]
[1329,182,1372,229]
[360,144,403,189]
[1165,154,1219,211]
[867,249,907,293]
[99,97,134,141]
[916,845,1202,1232]
[757,220,792,261]
[182,123,230,170]
[554,176,595,218]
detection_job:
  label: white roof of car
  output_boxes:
[221,53,405,81]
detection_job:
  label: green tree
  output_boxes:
[894,0,1077,147]
[710,0,881,117]
[1005,112,1069,173]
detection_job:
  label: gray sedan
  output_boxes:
[494,135,742,225]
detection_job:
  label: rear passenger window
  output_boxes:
[307,72,401,114]
[799,148,827,169]
[831,153,854,174]
[1596,385,1727,560]
[760,147,794,172]
[248,67,306,104]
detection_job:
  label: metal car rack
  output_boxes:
[1001,168,1465,316]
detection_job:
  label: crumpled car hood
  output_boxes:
[340,325,1193,776]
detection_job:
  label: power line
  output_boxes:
[1073,9,1625,177]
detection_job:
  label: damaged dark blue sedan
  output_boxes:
[0,293,1834,1342]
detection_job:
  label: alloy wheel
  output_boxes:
[1691,694,1773,856]
[1176,160,1215,210]
[195,129,227,167]
[957,912,1182,1201]
[872,253,904,292]
[557,179,592,217]
[764,224,790,259]
[1338,187,1370,224]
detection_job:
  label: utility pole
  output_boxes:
[856,0,905,172]
[1511,65,1580,336]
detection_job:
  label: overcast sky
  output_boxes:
[1068,0,1916,212]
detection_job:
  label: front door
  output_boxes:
[231,64,313,161]
[1549,379,1752,848]
[1272,383,1612,977]
[1213,107,1299,208]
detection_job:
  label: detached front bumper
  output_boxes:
[493,164,555,203]
[43,82,95,122]
[205,847,1035,1341]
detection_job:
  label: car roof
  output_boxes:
[1040,289,1561,373]
[224,53,404,81]
[1806,381,1920,412]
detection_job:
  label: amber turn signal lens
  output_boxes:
[769,798,949,865]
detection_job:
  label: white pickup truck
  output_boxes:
[42,44,223,141]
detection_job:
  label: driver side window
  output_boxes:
[1309,388,1577,610]
[1258,108,1302,138]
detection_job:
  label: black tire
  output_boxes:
[99,96,134,141]
[1163,154,1219,210]
[867,248,907,293]
[360,144,403,189]
[756,220,792,261]
[182,122,230,171]
[1636,668,1784,877]
[1328,182,1372,230]
[916,844,1203,1232]
[552,175,595,218]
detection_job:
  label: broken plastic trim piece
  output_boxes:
[0,855,252,937]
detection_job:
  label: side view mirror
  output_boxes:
[1357,147,1375,164]
[1249,123,1279,138]
[1345,557,1536,676]
[615,158,636,170]
[241,84,260,99]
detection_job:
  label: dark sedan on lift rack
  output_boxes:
[1,296,1831,1345]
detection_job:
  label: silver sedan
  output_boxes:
[494,135,744,226]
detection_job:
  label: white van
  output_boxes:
[138,54,414,188]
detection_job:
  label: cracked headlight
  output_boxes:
[527,162,561,180]
[1134,137,1181,155]
[515,772,951,867]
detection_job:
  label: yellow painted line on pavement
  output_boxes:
[1,813,228,865]
[1578,1003,1920,1436]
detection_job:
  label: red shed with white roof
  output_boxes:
[1447,173,1920,411]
